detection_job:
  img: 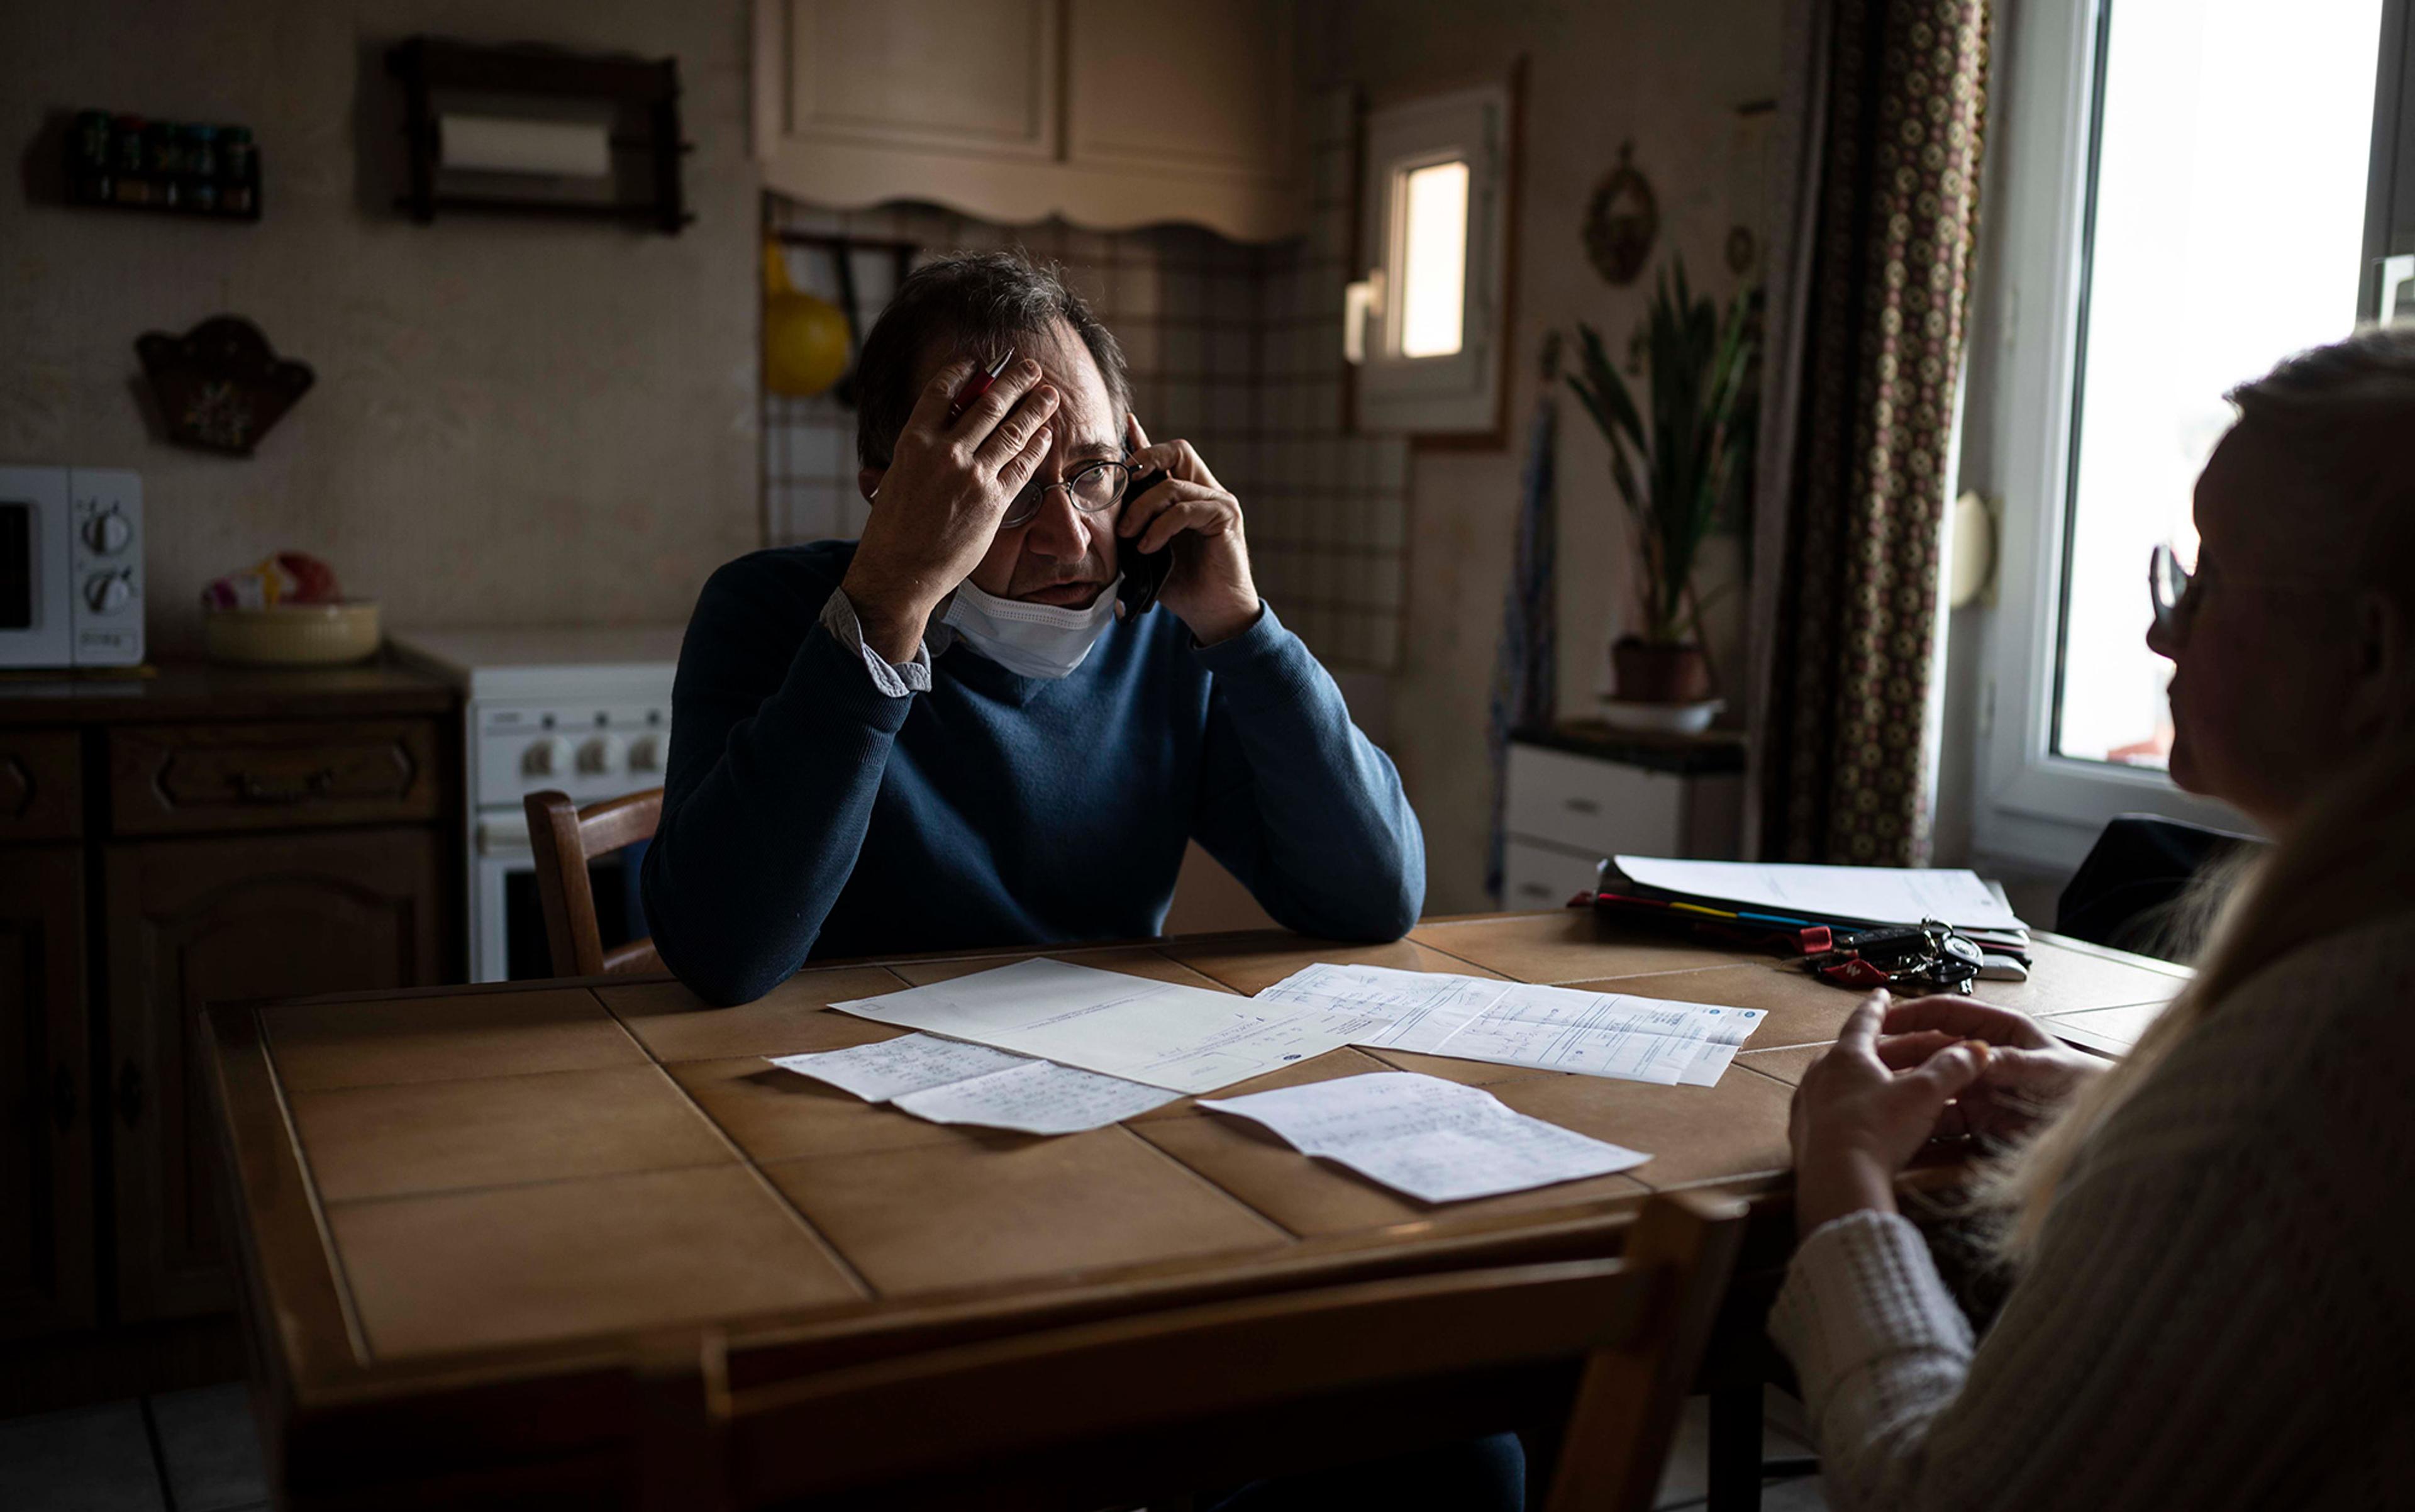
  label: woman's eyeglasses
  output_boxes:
[2148,542,2194,635]
[1001,457,1136,530]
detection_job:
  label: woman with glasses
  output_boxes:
[1772,327,2415,1510]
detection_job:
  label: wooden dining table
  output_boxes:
[201,908,2190,1508]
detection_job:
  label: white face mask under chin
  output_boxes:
[940,578,1122,679]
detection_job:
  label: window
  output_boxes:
[1397,160,1470,358]
[1968,0,2414,869]
[1348,83,1511,435]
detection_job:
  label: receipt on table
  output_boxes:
[894,1059,1180,1134]
[1199,1072,1648,1204]
[1255,964,1763,1087]
[767,1031,1178,1135]
[830,957,1393,1094]
[769,1033,1029,1103]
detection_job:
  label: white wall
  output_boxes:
[1307,0,1787,911]
[0,0,760,648]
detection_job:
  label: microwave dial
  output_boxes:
[83,507,133,555]
[84,569,135,614]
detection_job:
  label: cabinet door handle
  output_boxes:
[1563,797,1601,814]
[52,1065,77,1132]
[118,1059,145,1126]
[236,767,336,803]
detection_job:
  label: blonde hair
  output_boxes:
[1982,328,2415,1260]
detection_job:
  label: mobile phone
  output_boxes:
[1116,468,1174,618]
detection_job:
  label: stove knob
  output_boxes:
[83,508,132,555]
[83,570,132,613]
[577,733,624,775]
[523,735,574,779]
[626,733,663,774]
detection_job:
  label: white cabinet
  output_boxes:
[1499,732,1744,909]
[753,0,1303,241]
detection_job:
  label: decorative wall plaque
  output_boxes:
[135,315,314,456]
[1582,142,1659,288]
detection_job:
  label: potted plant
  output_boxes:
[1567,261,1758,708]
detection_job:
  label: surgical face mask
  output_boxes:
[940,577,1121,679]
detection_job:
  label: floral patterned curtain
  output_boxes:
[1752,0,1992,865]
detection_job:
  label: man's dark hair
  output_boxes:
[853,250,1131,469]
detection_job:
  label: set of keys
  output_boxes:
[1801,920,1995,994]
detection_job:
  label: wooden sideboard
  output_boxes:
[0,660,461,1408]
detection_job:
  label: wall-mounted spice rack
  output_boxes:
[62,109,262,221]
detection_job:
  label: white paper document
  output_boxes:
[892,1058,1181,1133]
[767,1031,1179,1135]
[828,957,1394,1094]
[768,1033,1029,1103]
[1200,1072,1649,1204]
[1613,856,2027,931]
[1255,963,1764,1087]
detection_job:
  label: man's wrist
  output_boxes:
[839,567,936,664]
[1184,595,1263,647]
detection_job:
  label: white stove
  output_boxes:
[390,625,686,982]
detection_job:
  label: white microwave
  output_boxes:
[0,465,143,670]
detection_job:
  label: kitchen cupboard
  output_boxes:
[0,663,457,1403]
[1499,726,1746,909]
[0,847,93,1341]
[754,0,1302,241]
[107,828,443,1321]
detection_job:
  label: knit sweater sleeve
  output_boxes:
[1189,601,1424,941]
[641,554,913,1006]
[1768,921,2415,1512]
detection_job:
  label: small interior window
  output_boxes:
[1397,159,1470,359]
[1349,80,1513,437]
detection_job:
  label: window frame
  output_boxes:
[1968,0,2263,870]
[1350,82,1510,435]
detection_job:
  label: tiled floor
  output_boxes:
[0,1378,1822,1510]
[0,1384,267,1512]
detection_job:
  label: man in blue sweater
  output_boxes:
[643,252,1426,1008]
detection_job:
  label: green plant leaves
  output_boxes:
[1564,257,1759,647]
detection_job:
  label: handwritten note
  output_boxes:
[830,958,1394,1094]
[768,1031,1178,1135]
[1200,1072,1648,1204]
[1255,964,1764,1087]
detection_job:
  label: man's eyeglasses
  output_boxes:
[1001,457,1136,530]
[2148,542,2193,635]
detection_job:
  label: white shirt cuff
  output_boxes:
[818,587,933,699]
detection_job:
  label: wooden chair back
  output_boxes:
[636,1189,1745,1512]
[522,787,665,979]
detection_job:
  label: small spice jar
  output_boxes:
[182,125,218,211]
[111,115,148,203]
[218,126,256,214]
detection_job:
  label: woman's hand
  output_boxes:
[1877,995,2104,1145]
[1119,414,1260,645]
[1790,992,1990,1238]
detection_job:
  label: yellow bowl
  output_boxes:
[204,602,382,666]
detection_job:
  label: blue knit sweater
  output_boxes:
[641,542,1424,1004]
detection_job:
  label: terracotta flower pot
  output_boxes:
[1611,636,1713,704]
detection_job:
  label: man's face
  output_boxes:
[939,318,1123,606]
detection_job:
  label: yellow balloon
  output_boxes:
[762,240,852,398]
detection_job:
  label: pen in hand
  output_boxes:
[945,348,1018,424]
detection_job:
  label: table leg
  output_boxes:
[1706,1382,1762,1512]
